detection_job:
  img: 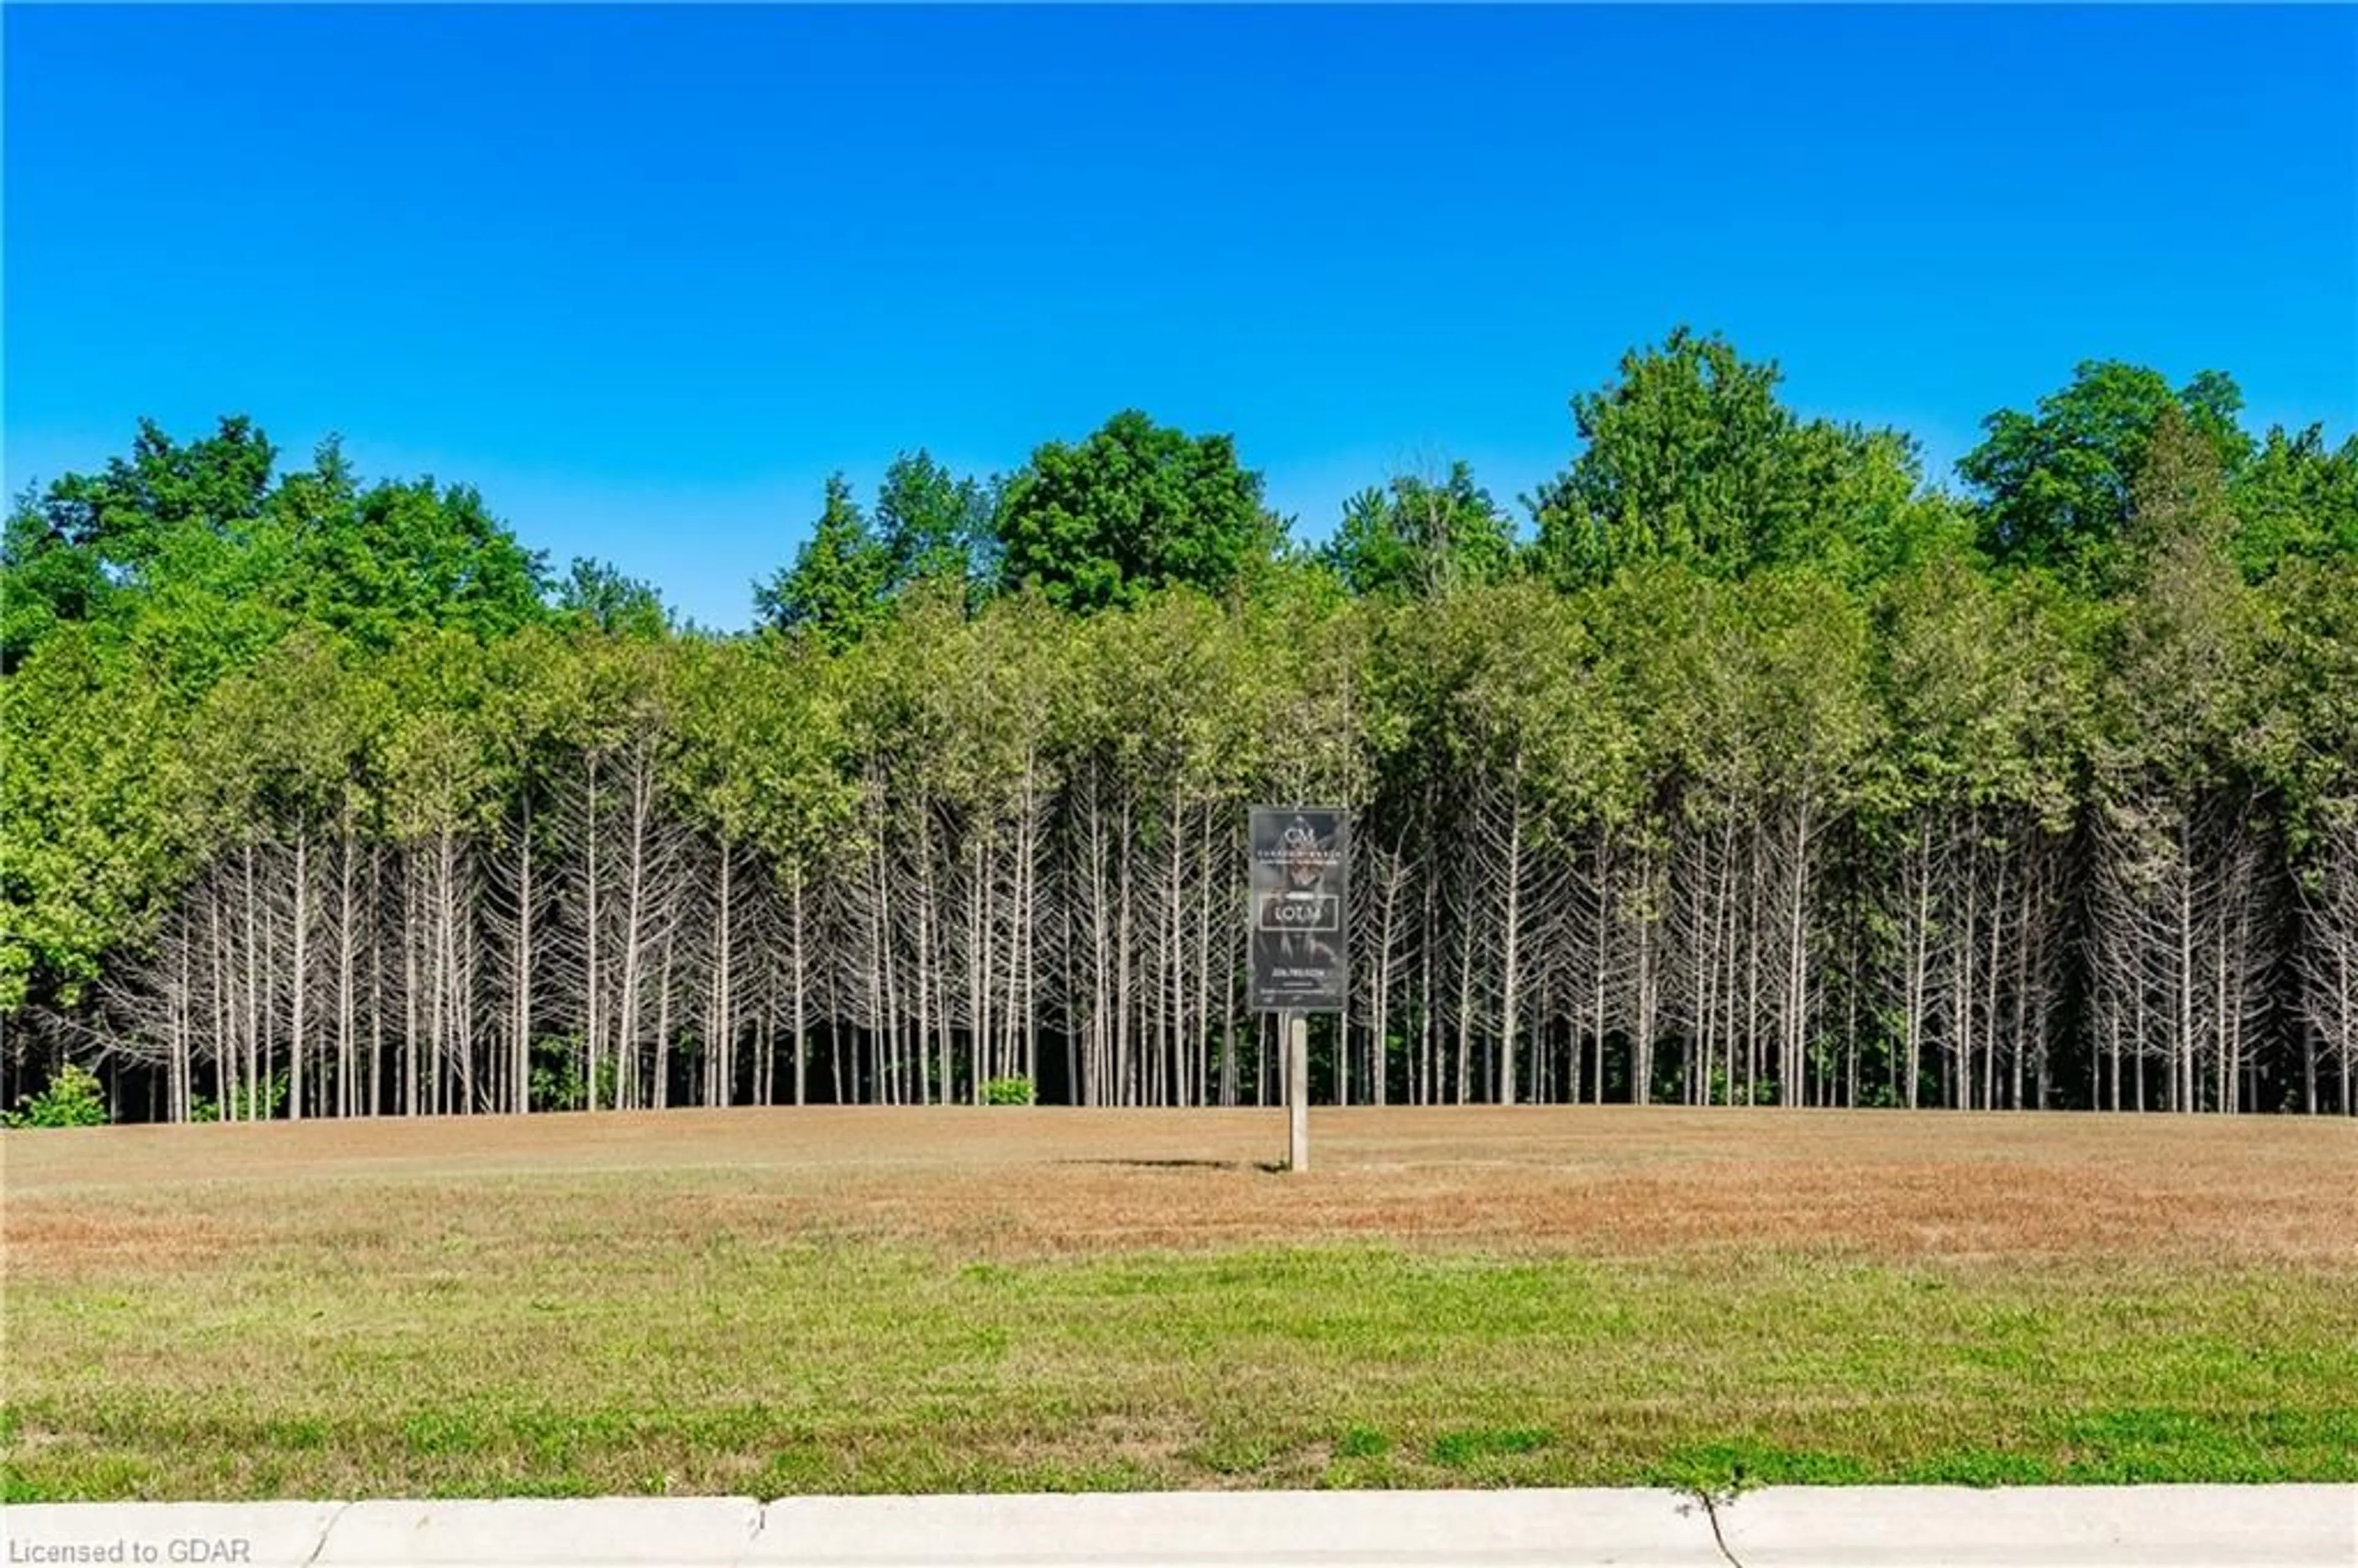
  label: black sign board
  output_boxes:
[1248,805,1349,1013]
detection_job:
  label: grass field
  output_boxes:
[4,1106,2354,1500]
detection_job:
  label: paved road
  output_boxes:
[4,1487,2353,1567]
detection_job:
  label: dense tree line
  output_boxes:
[6,330,2355,1120]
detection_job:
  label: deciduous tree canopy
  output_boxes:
[6,332,2354,1122]
[994,409,1286,612]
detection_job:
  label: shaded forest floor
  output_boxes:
[5,1108,2354,1498]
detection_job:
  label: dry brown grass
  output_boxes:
[8,1106,2353,1274]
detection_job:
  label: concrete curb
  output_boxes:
[4,1486,2352,1568]
[318,1497,766,1565]
[740,1488,1718,1564]
[1715,1484,2358,1567]
[0,1500,344,1567]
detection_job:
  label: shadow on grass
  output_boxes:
[1053,1157,1288,1174]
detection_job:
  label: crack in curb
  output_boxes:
[1700,1493,1747,1568]
[725,1500,769,1568]
[299,1500,356,1568]
[1693,1490,1747,1568]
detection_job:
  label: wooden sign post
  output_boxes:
[1249,807,1348,1173]
[1285,1011,1310,1173]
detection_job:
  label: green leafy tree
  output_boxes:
[2261,553,2358,830]
[6,422,549,675]
[553,557,671,638]
[378,629,502,844]
[755,475,893,649]
[1325,460,1517,599]
[2106,405,2268,787]
[182,628,399,901]
[875,451,998,607]
[994,410,1285,613]
[1961,360,2251,589]
[283,468,548,647]
[1776,422,1964,587]
[42,414,277,569]
[1528,328,1937,587]
[2230,423,2358,578]
[2,487,114,671]
[0,629,196,1012]
[1530,328,1792,580]
[2,416,289,678]
[1869,550,2096,830]
[3,1062,109,1128]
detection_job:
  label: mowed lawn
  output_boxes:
[3,1107,2354,1499]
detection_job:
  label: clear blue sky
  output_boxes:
[7,5,2353,631]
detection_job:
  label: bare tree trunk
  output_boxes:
[289,833,309,1119]
[368,846,384,1117]
[337,829,359,1118]
[513,805,532,1114]
[790,861,810,1106]
[1495,765,1525,1107]
[654,929,674,1110]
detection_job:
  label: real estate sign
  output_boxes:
[1248,805,1348,1013]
